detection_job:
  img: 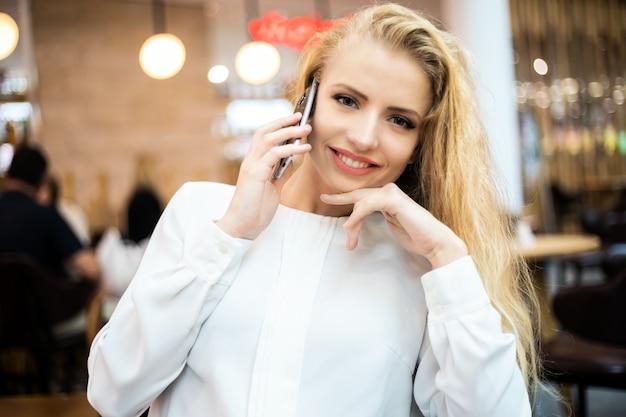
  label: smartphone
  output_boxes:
[271,79,318,180]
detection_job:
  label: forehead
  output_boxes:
[323,39,432,113]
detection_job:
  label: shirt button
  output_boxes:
[423,281,435,292]
[218,242,230,254]
[432,304,444,315]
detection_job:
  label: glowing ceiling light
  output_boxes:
[139,33,186,80]
[235,41,281,85]
[208,65,229,84]
[0,13,19,60]
[533,58,548,76]
[139,0,186,80]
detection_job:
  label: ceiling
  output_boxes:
[122,0,441,21]
[0,0,441,86]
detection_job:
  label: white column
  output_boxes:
[441,0,522,215]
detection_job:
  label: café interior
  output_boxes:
[1,0,626,416]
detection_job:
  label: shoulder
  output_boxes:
[26,198,65,225]
[169,181,235,219]
[174,181,235,203]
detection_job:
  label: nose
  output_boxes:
[347,112,379,151]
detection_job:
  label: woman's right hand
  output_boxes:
[215,113,312,240]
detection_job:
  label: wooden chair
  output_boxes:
[85,290,105,347]
[541,268,626,417]
[0,254,99,395]
[560,209,626,285]
[600,243,626,281]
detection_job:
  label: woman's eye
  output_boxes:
[334,94,357,108]
[389,115,416,129]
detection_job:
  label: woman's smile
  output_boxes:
[330,147,378,176]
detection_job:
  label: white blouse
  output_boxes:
[87,182,531,417]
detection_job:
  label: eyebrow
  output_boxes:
[334,83,424,120]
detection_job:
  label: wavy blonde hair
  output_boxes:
[288,3,540,393]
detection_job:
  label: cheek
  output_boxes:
[309,107,341,144]
[384,137,418,169]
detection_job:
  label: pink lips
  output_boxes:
[330,147,378,176]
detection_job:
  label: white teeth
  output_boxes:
[338,152,371,169]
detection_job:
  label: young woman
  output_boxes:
[87,4,539,416]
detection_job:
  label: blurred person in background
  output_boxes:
[0,146,100,281]
[95,184,163,302]
[0,144,100,284]
[39,173,91,246]
[0,144,101,338]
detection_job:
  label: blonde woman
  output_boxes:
[88,3,539,416]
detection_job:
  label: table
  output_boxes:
[517,234,601,341]
[517,233,603,412]
[0,394,98,417]
[517,234,601,261]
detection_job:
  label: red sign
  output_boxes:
[248,11,335,51]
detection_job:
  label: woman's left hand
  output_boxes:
[321,183,468,269]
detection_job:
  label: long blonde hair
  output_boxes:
[289,3,540,392]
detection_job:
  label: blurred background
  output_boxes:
[0,0,624,237]
[2,1,626,416]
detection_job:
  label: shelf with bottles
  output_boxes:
[0,73,28,102]
[0,92,27,103]
[0,71,32,148]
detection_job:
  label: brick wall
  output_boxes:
[30,0,232,232]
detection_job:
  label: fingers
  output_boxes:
[322,184,412,251]
[321,186,399,250]
[258,112,302,135]
[241,113,312,180]
[320,188,375,206]
[322,184,403,226]
[255,113,311,148]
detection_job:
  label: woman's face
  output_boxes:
[303,39,432,194]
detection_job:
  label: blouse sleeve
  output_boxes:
[413,256,532,417]
[87,183,250,417]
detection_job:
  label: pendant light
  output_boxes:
[235,41,280,85]
[0,12,19,61]
[139,0,186,80]
[234,0,281,85]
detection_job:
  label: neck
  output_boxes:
[280,160,353,217]
[4,178,40,199]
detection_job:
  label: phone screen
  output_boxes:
[271,79,318,180]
